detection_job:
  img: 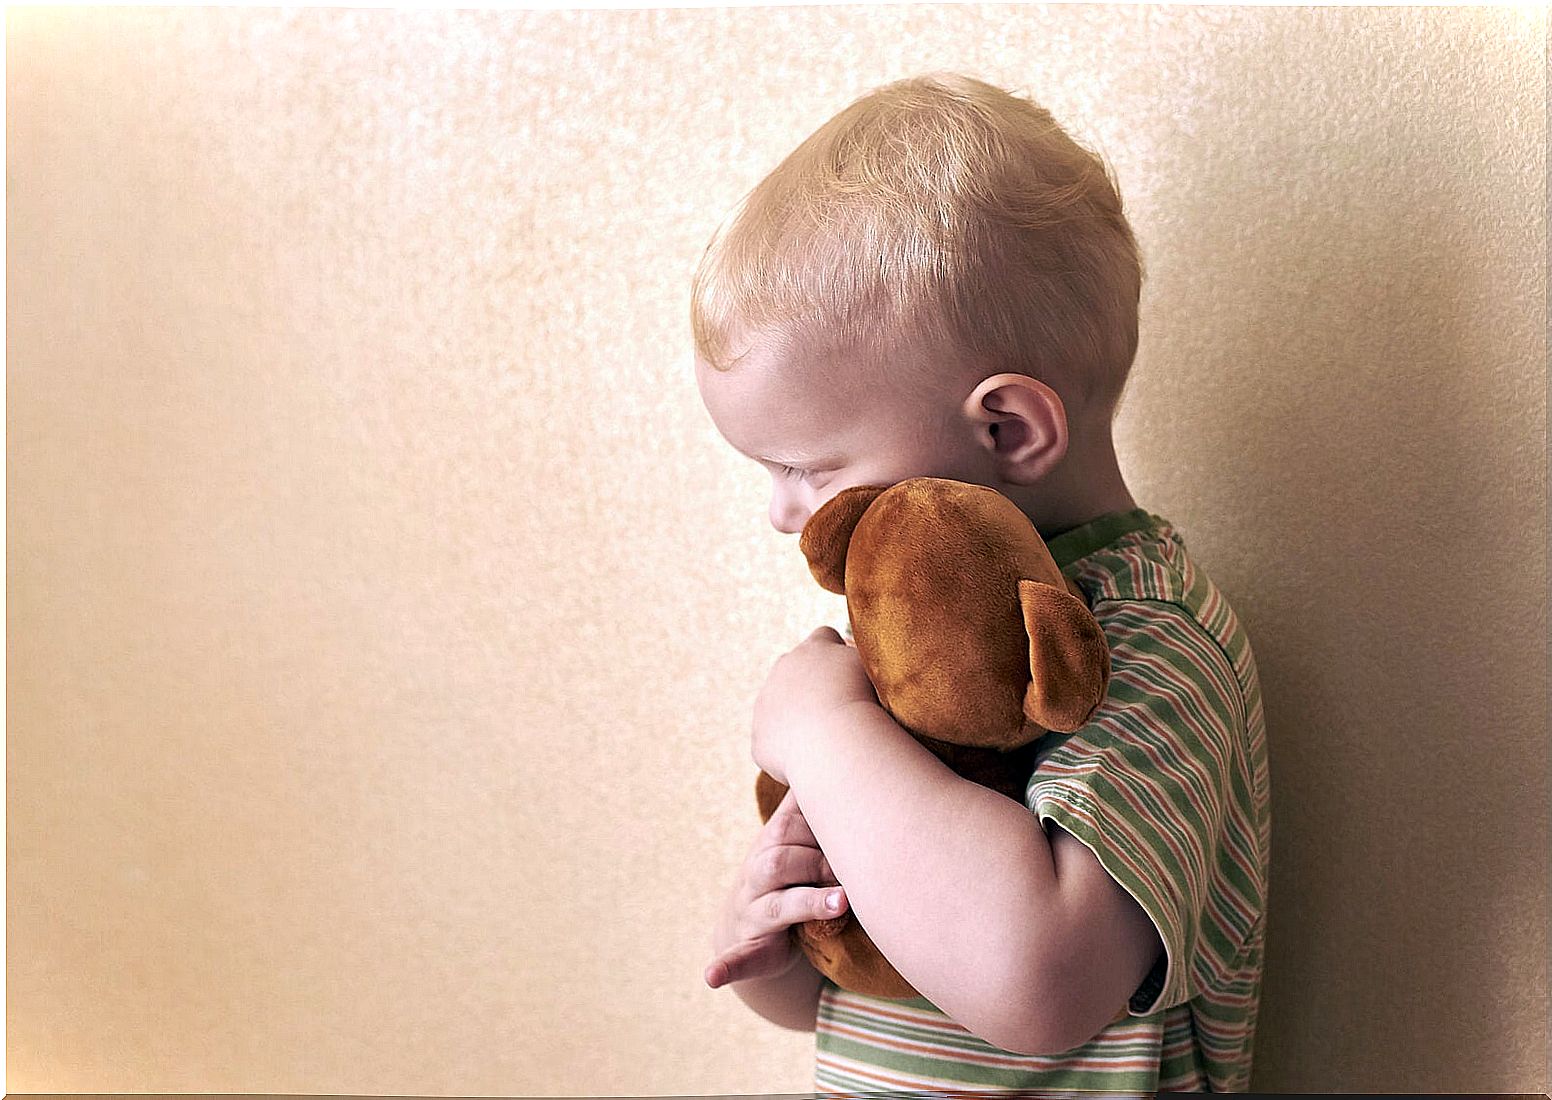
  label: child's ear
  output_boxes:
[964,373,1069,485]
[798,485,889,593]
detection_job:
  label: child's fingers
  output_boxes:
[749,842,835,896]
[705,936,786,988]
[705,944,762,988]
[709,885,848,989]
[733,884,847,947]
[802,883,847,917]
[765,786,822,849]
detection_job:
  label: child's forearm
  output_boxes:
[783,699,1060,1053]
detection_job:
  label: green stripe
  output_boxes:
[820,1003,1015,1056]
[822,1001,1163,1058]
[1046,507,1167,570]
[817,1029,1157,1091]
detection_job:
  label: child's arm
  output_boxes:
[783,699,1162,1055]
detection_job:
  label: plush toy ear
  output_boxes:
[798,485,889,594]
[1017,578,1112,732]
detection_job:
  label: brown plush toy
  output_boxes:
[754,476,1112,1000]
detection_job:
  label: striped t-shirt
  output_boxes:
[815,507,1270,1094]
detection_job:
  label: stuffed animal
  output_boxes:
[754,476,1112,1000]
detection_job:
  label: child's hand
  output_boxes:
[705,786,848,989]
[752,625,879,786]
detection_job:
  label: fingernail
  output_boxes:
[826,889,842,910]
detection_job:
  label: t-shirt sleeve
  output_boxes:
[1023,599,1265,1016]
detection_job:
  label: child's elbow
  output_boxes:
[989,962,1105,1056]
[993,1005,1105,1061]
[993,1014,1086,1058]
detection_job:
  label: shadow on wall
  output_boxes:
[1156,62,1541,1092]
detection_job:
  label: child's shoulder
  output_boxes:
[1063,514,1255,698]
[1060,512,1193,607]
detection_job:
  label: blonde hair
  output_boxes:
[689,71,1144,422]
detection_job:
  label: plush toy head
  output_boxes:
[803,476,1110,746]
[754,476,1112,1000]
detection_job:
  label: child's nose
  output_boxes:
[768,487,810,535]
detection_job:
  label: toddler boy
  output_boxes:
[697,72,1269,1094]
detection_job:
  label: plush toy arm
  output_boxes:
[1017,578,1112,732]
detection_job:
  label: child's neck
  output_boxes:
[1007,433,1139,543]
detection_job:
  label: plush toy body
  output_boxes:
[754,476,1111,1000]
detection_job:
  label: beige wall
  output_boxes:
[6,4,1546,1093]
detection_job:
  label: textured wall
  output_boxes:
[6,4,1546,1094]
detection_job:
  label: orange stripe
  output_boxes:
[817,1048,1155,1094]
[816,1050,983,1090]
[824,995,974,1032]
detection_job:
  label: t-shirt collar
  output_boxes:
[1045,507,1167,571]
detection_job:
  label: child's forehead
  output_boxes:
[700,330,836,398]
[751,366,894,443]
[700,352,829,422]
[698,347,876,457]
[699,323,960,432]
